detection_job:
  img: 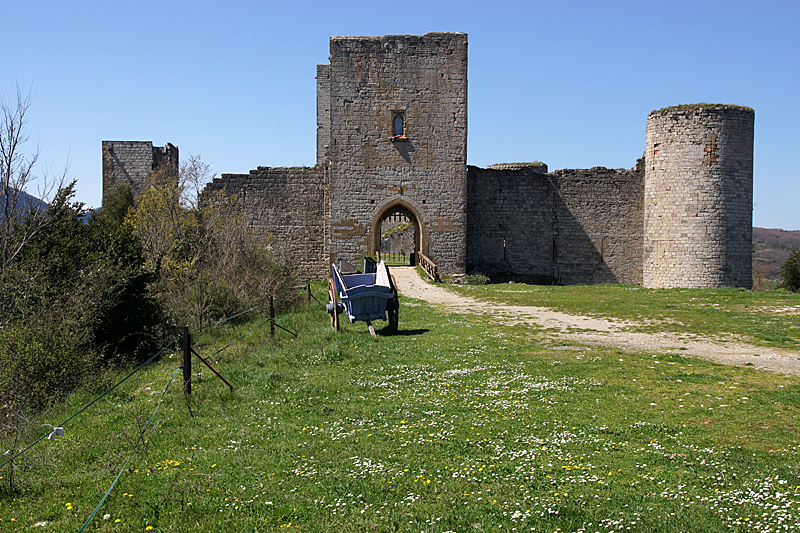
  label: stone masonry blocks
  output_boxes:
[644,105,754,289]
[203,167,328,279]
[102,141,178,201]
[324,33,468,273]
[316,65,330,168]
[132,34,756,289]
[467,165,644,285]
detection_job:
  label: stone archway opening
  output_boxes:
[371,204,422,266]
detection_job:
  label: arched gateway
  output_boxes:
[370,200,428,266]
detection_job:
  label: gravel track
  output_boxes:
[391,267,800,376]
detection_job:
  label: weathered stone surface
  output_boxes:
[203,166,328,279]
[323,33,469,273]
[467,165,644,285]
[316,64,330,168]
[644,105,754,288]
[102,141,178,200]
[106,37,755,289]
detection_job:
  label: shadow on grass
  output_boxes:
[378,327,430,337]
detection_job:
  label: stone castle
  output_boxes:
[103,32,755,288]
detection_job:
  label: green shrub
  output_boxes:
[154,221,296,328]
[13,183,164,360]
[464,274,490,285]
[781,249,800,292]
[0,183,164,425]
[0,323,98,416]
[126,159,298,329]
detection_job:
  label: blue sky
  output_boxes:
[3,0,799,229]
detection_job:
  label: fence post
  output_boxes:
[270,296,275,337]
[307,282,311,303]
[183,326,191,395]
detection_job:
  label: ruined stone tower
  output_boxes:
[102,141,179,201]
[318,33,469,273]
[643,105,754,288]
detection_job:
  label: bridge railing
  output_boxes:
[417,251,439,282]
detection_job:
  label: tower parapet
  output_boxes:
[102,141,178,202]
[643,104,754,288]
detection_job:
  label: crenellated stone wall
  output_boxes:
[202,166,328,279]
[467,163,644,285]
[644,105,754,288]
[551,165,644,285]
[110,36,755,289]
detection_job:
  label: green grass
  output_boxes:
[445,283,800,349]
[2,281,800,532]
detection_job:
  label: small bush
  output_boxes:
[127,158,298,329]
[0,323,99,417]
[780,249,800,292]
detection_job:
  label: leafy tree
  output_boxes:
[1,183,162,419]
[125,161,187,272]
[781,249,800,292]
[86,185,164,358]
[125,155,296,327]
[97,179,135,226]
[0,92,164,426]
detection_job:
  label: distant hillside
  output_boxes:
[753,227,800,282]
[0,189,48,217]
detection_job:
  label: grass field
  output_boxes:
[1,281,800,532]
[446,283,800,350]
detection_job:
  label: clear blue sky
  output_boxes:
[3,0,798,229]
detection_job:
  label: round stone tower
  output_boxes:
[643,104,754,288]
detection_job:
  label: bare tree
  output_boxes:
[180,153,215,210]
[0,84,66,274]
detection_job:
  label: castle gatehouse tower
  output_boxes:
[643,105,754,288]
[318,33,469,272]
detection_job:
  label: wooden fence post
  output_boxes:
[183,326,191,395]
[270,296,275,337]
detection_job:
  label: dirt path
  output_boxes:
[391,267,800,376]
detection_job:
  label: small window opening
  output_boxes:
[393,114,404,136]
[391,112,407,141]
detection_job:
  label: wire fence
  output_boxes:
[77,366,181,533]
[0,336,180,472]
[0,285,315,531]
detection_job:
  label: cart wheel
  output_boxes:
[387,304,398,331]
[327,278,340,332]
[387,274,399,331]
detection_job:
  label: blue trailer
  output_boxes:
[326,261,399,337]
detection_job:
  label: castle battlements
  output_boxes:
[103,34,753,288]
